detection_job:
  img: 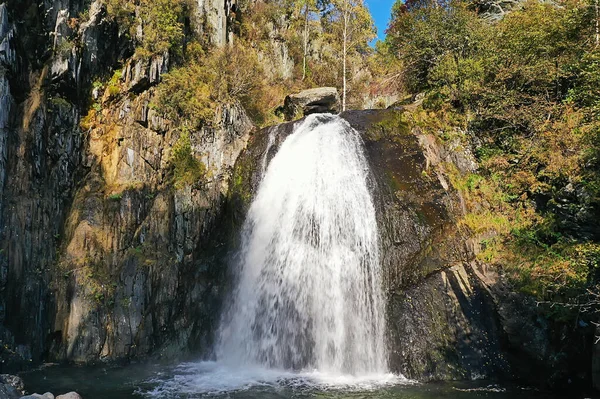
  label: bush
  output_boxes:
[155,61,214,127]
[155,41,268,127]
[171,130,206,188]
[107,0,185,57]
[387,0,600,311]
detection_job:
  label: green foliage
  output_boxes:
[386,0,600,311]
[171,130,206,189]
[106,69,122,98]
[106,0,136,34]
[49,96,72,109]
[107,0,185,57]
[386,0,489,100]
[156,41,267,126]
[155,62,214,127]
[56,39,75,57]
[108,193,123,201]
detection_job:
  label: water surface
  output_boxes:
[21,361,572,399]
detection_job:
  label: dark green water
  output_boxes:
[19,362,577,399]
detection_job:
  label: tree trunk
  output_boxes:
[302,3,309,81]
[594,0,600,48]
[342,8,348,111]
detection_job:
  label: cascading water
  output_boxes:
[218,114,387,375]
[142,114,398,398]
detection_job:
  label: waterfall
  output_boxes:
[218,114,387,375]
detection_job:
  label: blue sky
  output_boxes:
[366,0,396,42]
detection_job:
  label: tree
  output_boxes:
[288,0,319,81]
[385,0,489,101]
[594,0,600,48]
[106,0,185,57]
[327,0,375,110]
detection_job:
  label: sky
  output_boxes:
[366,0,396,42]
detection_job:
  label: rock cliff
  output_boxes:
[0,0,251,368]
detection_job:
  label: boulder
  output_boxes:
[0,375,23,396]
[20,393,54,399]
[56,393,82,399]
[282,87,340,120]
[0,374,22,399]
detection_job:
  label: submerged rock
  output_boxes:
[282,87,340,120]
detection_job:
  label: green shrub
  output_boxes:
[107,0,185,57]
[171,130,206,188]
[108,193,123,201]
[155,41,267,127]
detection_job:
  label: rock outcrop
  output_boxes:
[0,374,23,399]
[282,87,341,121]
[0,0,253,367]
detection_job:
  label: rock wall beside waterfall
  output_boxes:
[0,0,252,368]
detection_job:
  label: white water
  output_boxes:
[143,361,403,398]
[218,114,387,375]
[144,114,401,397]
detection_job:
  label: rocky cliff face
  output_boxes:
[0,0,252,368]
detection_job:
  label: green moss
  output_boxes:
[49,96,71,109]
[107,0,184,57]
[106,69,122,98]
[229,151,255,206]
[366,110,411,142]
[55,39,74,57]
[108,193,122,201]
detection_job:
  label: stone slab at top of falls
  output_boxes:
[282,87,341,121]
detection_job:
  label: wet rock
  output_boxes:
[232,109,514,383]
[0,376,23,396]
[388,263,508,380]
[0,374,23,398]
[0,4,15,67]
[45,97,252,361]
[50,9,71,82]
[0,385,17,399]
[55,393,82,399]
[282,87,340,120]
[20,393,54,399]
[79,0,119,81]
